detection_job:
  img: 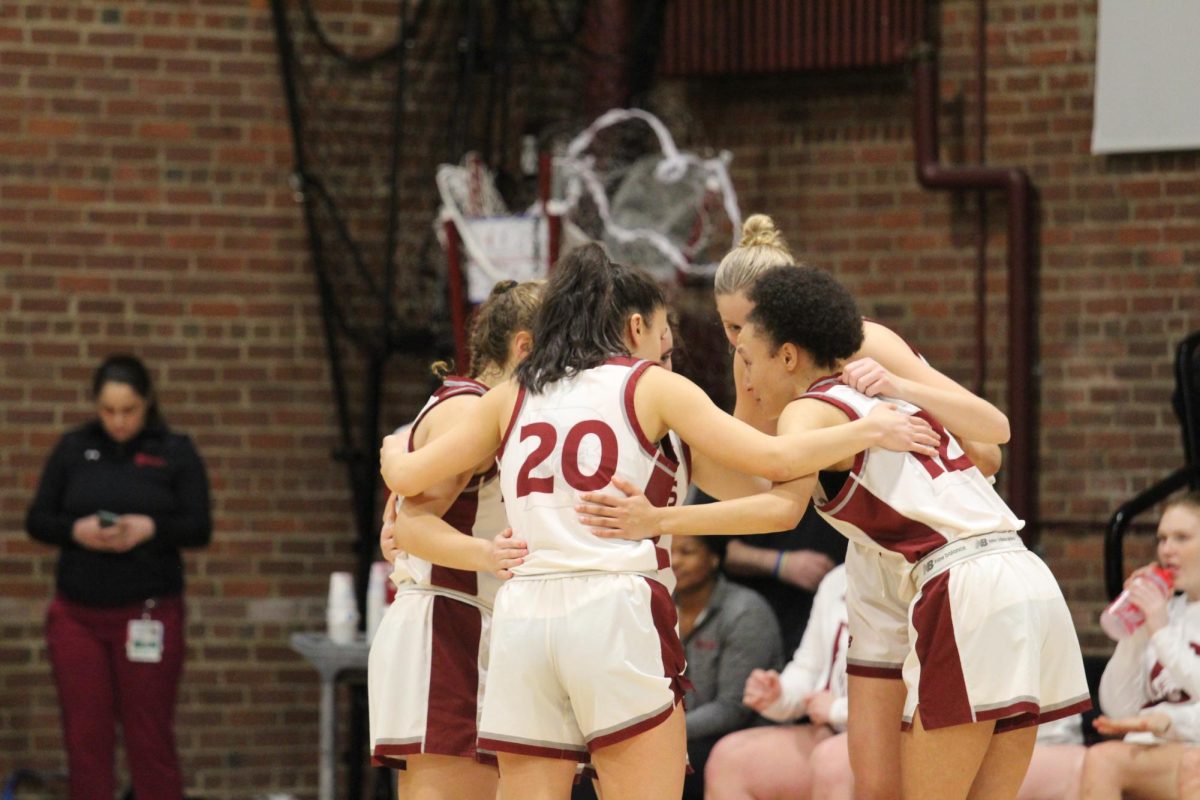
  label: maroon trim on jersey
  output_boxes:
[817,451,865,512]
[430,478,482,596]
[621,359,658,457]
[475,737,590,763]
[408,376,489,452]
[846,663,903,680]
[833,485,947,563]
[799,382,865,509]
[805,375,846,393]
[801,384,861,422]
[910,572,973,730]
[680,440,692,482]
[644,450,681,506]
[422,595,485,758]
[498,384,527,458]
[643,450,682,572]
[605,355,642,367]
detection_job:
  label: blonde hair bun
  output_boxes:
[739,214,787,250]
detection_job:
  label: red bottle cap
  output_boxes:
[1153,565,1176,590]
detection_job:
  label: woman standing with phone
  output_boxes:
[26,354,212,800]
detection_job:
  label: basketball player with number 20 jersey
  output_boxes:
[481,356,690,761]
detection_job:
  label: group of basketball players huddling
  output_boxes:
[368,214,1093,800]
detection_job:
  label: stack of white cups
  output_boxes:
[365,561,390,643]
[326,571,359,645]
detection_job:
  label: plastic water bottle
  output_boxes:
[1099,566,1175,640]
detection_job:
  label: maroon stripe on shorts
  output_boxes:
[846,663,904,680]
[910,572,973,730]
[424,596,482,758]
[587,703,676,751]
[476,737,590,762]
[991,709,1040,733]
[1024,697,1093,729]
[977,701,1040,726]
[645,576,691,701]
[372,743,420,769]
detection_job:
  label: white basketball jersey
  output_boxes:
[391,376,505,607]
[802,377,1023,564]
[498,357,687,580]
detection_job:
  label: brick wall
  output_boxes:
[0,0,581,796]
[669,0,1199,651]
[1,0,1198,796]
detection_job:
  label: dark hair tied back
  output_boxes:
[516,244,664,393]
[93,354,162,424]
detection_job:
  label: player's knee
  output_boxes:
[704,732,749,787]
[1177,748,1200,797]
[811,758,852,794]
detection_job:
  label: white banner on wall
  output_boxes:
[1092,0,1200,155]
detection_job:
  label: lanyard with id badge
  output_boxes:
[127,598,164,663]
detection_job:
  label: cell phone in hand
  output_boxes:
[97,510,119,528]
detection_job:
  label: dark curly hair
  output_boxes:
[745,266,863,370]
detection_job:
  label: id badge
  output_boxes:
[126,618,164,663]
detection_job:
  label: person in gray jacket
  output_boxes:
[674,534,783,800]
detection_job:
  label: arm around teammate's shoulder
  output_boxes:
[856,321,1010,445]
[381,381,514,497]
[636,368,936,483]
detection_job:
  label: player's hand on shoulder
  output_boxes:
[866,403,939,456]
[842,357,907,399]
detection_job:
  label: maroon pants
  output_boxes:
[46,594,186,800]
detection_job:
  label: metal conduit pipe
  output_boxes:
[912,47,1039,541]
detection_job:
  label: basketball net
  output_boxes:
[435,110,741,294]
[550,108,743,283]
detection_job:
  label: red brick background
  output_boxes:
[0,0,1197,796]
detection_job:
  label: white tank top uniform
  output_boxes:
[478,357,690,763]
[368,376,503,768]
[802,377,1090,732]
[1099,594,1200,743]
